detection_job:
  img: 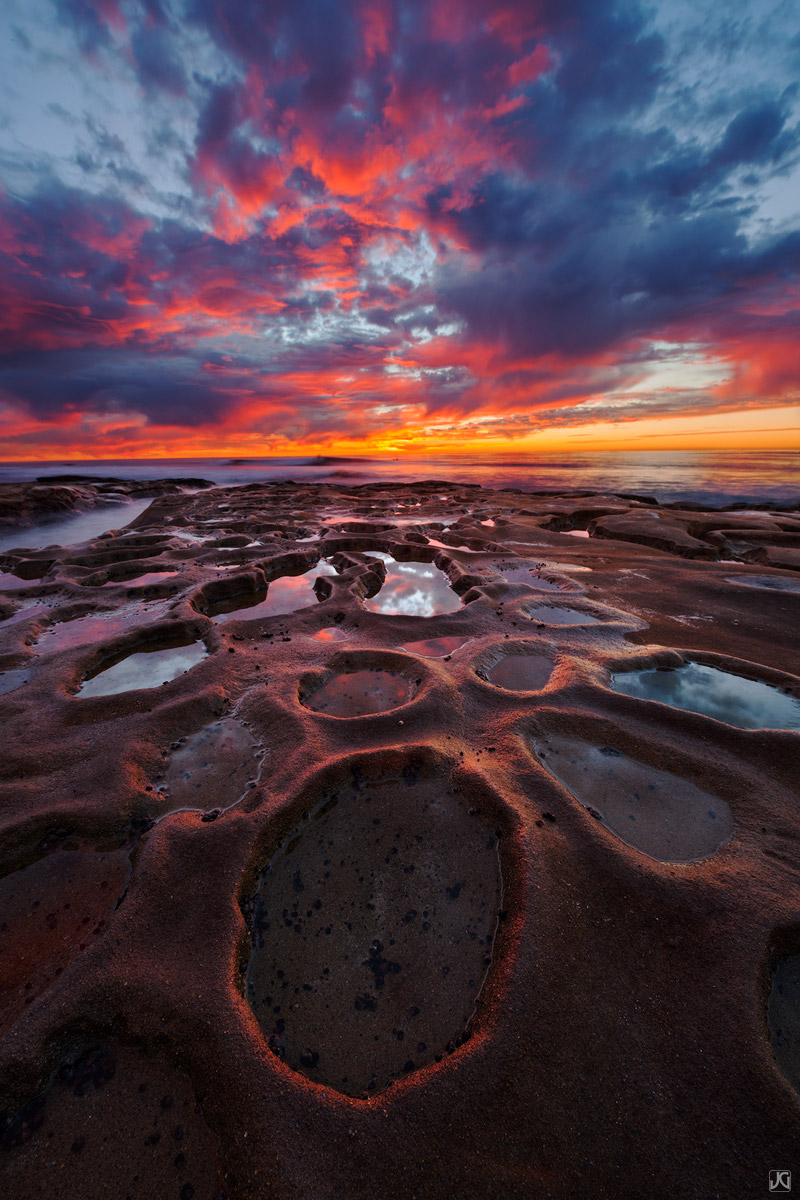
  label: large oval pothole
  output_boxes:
[243,757,503,1097]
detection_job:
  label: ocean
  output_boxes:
[1,450,798,507]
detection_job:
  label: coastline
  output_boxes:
[0,476,799,1199]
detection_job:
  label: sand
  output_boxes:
[0,478,799,1198]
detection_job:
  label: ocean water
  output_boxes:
[0,450,797,507]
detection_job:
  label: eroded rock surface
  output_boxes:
[0,477,798,1200]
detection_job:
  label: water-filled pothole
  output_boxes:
[532,734,733,862]
[401,635,471,658]
[480,649,555,692]
[245,761,502,1096]
[768,952,800,1095]
[494,561,572,590]
[301,670,417,717]
[0,839,130,1033]
[155,718,265,815]
[208,563,336,623]
[362,554,461,617]
[523,604,602,626]
[77,638,208,698]
[610,662,800,730]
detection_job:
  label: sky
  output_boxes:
[0,0,799,460]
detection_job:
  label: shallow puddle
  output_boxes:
[610,662,800,730]
[425,539,483,554]
[532,734,733,862]
[0,1040,226,1199]
[77,638,207,697]
[0,840,130,1033]
[401,635,471,658]
[0,498,154,554]
[494,562,569,590]
[301,670,416,717]
[101,570,178,588]
[536,561,592,573]
[311,626,349,642]
[209,563,336,623]
[769,954,800,1095]
[156,718,265,815]
[484,653,554,691]
[726,574,800,594]
[37,603,170,655]
[245,765,502,1096]
[0,667,33,697]
[362,555,461,617]
[524,604,602,626]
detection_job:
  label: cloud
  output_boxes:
[0,0,797,454]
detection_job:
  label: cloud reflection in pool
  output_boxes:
[362,555,462,617]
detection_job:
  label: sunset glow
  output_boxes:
[0,0,798,460]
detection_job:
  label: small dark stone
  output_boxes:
[300,1049,319,1069]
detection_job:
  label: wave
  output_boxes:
[302,455,377,466]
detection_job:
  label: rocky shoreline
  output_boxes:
[0,478,213,533]
[0,477,799,1199]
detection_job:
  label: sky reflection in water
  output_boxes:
[78,640,207,697]
[611,662,800,730]
[211,563,336,623]
[362,555,462,617]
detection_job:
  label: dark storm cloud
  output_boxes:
[131,24,188,96]
[1,0,798,449]
[0,348,244,424]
